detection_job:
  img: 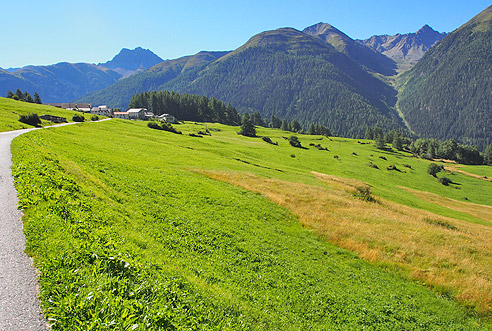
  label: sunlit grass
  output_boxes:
[10,119,492,328]
[202,170,492,313]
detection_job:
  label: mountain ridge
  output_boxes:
[359,25,446,70]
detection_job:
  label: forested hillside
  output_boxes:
[77,51,229,110]
[160,28,403,137]
[397,5,492,150]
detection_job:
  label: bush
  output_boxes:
[289,136,302,148]
[386,164,399,171]
[353,186,376,202]
[72,114,85,122]
[147,121,181,134]
[438,177,452,186]
[91,115,99,121]
[262,136,278,145]
[427,163,442,177]
[18,113,41,126]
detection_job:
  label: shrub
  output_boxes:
[386,164,399,171]
[91,115,99,121]
[72,114,85,122]
[147,121,181,134]
[423,218,457,230]
[427,163,442,177]
[353,186,376,203]
[18,113,41,126]
[367,162,379,169]
[262,136,278,145]
[438,177,452,186]
[289,136,302,148]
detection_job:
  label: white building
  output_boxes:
[113,111,130,119]
[158,113,177,123]
[90,105,111,117]
[127,108,147,120]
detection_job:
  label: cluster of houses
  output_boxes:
[45,103,176,123]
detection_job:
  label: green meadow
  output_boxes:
[10,119,492,329]
[0,97,95,131]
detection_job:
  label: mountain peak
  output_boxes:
[99,47,163,72]
[417,24,433,33]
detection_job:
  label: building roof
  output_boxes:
[113,111,129,115]
[128,108,147,113]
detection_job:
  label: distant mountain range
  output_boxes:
[0,47,162,103]
[359,25,447,70]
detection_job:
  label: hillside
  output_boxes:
[303,23,397,76]
[76,51,230,109]
[161,28,403,137]
[0,97,95,131]
[10,116,492,328]
[82,28,404,137]
[0,47,164,103]
[360,25,446,70]
[397,5,492,150]
[0,62,122,103]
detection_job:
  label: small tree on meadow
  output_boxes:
[427,163,442,177]
[33,92,42,104]
[239,113,256,137]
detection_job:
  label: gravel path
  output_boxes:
[0,128,47,330]
[0,120,110,330]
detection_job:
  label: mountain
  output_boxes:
[77,51,230,109]
[397,5,492,150]
[0,47,163,103]
[0,63,122,103]
[98,47,163,78]
[79,28,404,137]
[303,23,397,76]
[360,25,446,70]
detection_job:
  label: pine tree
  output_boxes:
[290,119,302,132]
[239,113,256,137]
[307,123,316,135]
[33,92,42,104]
[280,119,290,131]
[392,133,403,150]
[365,126,373,140]
[484,143,492,165]
[6,90,14,99]
[15,89,24,100]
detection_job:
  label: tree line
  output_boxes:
[6,89,42,104]
[128,90,241,125]
[365,126,492,165]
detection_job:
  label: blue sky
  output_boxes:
[1,0,489,68]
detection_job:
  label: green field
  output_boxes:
[0,97,96,131]
[11,119,492,329]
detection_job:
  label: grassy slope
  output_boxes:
[0,97,95,131]
[11,119,492,329]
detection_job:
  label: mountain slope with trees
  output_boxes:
[160,28,403,137]
[397,5,492,150]
[303,23,397,76]
[76,51,230,110]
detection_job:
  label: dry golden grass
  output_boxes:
[200,170,492,314]
[445,165,492,182]
[399,186,492,224]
